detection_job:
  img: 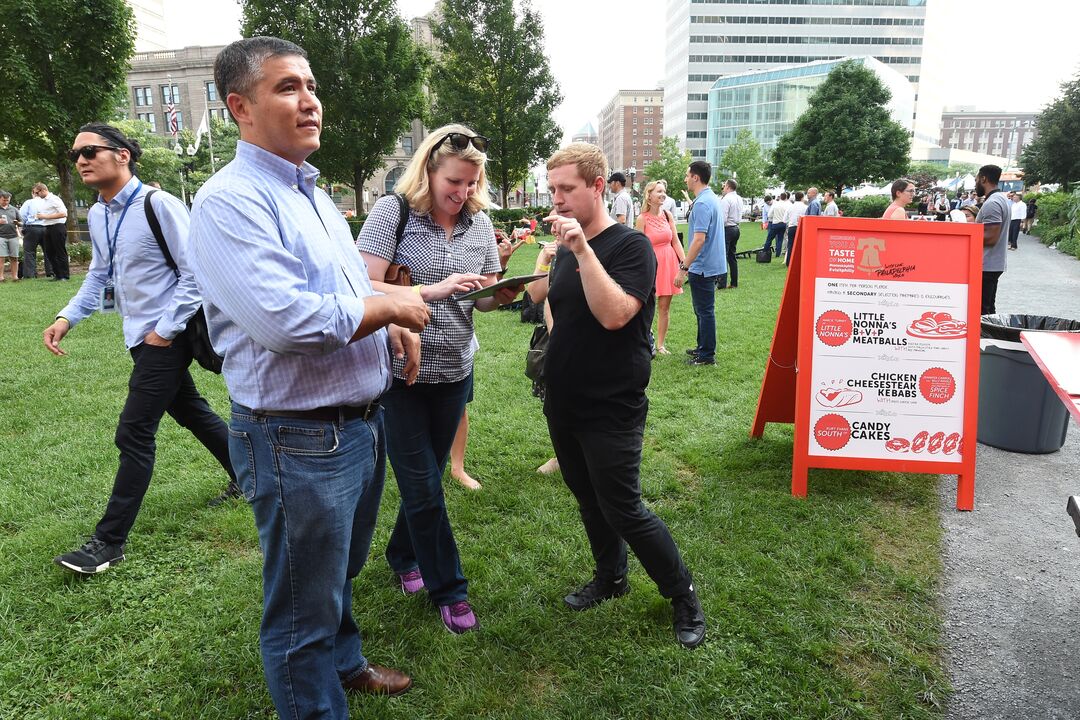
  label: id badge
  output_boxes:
[99,282,118,313]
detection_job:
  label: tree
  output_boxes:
[643,137,693,203]
[429,0,563,207]
[1020,74,1080,186]
[242,0,428,192]
[717,129,770,201]
[770,60,910,195]
[0,0,136,226]
[905,161,949,193]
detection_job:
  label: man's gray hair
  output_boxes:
[214,36,308,121]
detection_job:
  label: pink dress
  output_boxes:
[641,211,682,296]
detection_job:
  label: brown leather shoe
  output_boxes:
[342,664,412,696]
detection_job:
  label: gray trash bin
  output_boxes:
[977,314,1080,454]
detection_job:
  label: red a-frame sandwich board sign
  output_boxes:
[750,216,983,511]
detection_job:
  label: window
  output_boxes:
[644,107,653,114]
[161,84,181,105]
[401,135,413,154]
[206,82,217,102]
[633,117,638,125]
[211,108,231,123]
[136,112,156,132]
[163,110,183,132]
[384,166,405,195]
[134,86,152,107]
[633,128,638,135]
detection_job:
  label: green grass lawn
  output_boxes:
[0,224,948,719]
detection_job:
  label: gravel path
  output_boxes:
[939,232,1080,720]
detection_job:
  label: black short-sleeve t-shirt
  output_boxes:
[543,223,657,430]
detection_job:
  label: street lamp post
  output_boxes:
[174,142,196,206]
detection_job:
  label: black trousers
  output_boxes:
[43,223,69,280]
[717,225,740,289]
[546,419,693,598]
[94,332,235,545]
[21,226,51,277]
[1008,219,1021,249]
[981,270,1003,316]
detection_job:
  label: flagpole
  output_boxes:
[204,97,216,174]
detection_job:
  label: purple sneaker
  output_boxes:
[397,569,425,595]
[439,601,479,634]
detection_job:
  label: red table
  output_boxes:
[1020,330,1080,425]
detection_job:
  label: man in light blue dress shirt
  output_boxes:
[43,123,238,576]
[188,37,429,718]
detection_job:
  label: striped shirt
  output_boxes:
[188,140,391,412]
[357,194,500,384]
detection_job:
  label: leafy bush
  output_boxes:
[67,241,92,264]
[1030,192,1070,236]
[836,195,891,218]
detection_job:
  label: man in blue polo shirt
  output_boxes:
[676,161,726,366]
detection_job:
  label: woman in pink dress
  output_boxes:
[636,180,685,355]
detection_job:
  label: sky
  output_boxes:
[165,0,1080,140]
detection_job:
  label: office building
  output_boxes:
[596,90,664,182]
[572,122,599,145]
[938,109,1038,168]
[126,46,229,140]
[128,0,167,52]
[664,0,929,160]
[706,56,913,168]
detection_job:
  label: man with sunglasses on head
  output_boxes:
[43,123,240,576]
[189,37,428,718]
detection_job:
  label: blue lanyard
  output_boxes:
[103,181,143,280]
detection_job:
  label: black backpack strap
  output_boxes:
[143,189,179,279]
[394,193,409,243]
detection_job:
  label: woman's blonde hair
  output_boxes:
[641,179,667,215]
[395,123,489,215]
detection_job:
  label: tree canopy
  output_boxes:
[0,0,136,223]
[242,0,428,192]
[429,0,562,207]
[770,60,910,195]
[1020,73,1080,187]
[718,129,771,200]
[643,137,693,204]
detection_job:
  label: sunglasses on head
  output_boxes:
[68,144,121,163]
[429,132,489,160]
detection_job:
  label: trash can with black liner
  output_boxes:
[978,314,1080,453]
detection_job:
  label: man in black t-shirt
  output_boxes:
[527,143,705,649]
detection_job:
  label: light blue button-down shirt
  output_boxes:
[189,141,391,412]
[20,197,44,226]
[688,186,727,277]
[58,177,202,349]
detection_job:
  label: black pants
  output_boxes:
[981,270,1003,315]
[43,224,69,280]
[717,225,740,289]
[1008,219,1021,249]
[21,226,51,277]
[546,420,692,598]
[94,332,235,545]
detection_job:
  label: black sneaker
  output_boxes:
[207,480,243,507]
[564,574,630,611]
[685,348,699,356]
[686,357,715,366]
[672,587,706,648]
[54,537,125,575]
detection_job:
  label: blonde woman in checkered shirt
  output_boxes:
[357,124,525,634]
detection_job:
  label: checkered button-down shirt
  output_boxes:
[357,194,500,384]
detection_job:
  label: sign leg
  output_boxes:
[792,460,808,498]
[956,472,974,511]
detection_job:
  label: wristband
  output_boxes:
[538,264,550,272]
[412,284,423,295]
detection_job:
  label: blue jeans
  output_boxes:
[383,374,473,605]
[765,222,786,257]
[229,403,386,720]
[687,272,718,362]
